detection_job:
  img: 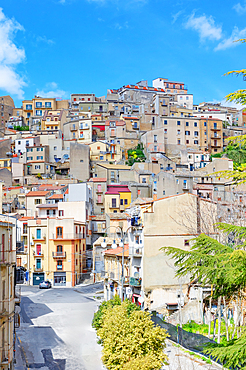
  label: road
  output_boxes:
[15,283,104,370]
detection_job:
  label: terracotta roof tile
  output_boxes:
[26,191,50,197]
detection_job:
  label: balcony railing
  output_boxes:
[0,250,15,265]
[34,267,43,272]
[52,233,84,239]
[52,251,66,259]
[129,277,142,286]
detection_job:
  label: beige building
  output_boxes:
[199,118,223,154]
[0,214,16,369]
[0,96,15,130]
[141,193,217,311]
[26,191,51,217]
[41,109,67,131]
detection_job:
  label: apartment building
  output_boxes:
[199,118,223,154]
[0,96,15,130]
[15,136,40,155]
[89,141,122,163]
[88,177,107,215]
[41,110,67,131]
[63,116,92,143]
[152,77,188,94]
[0,214,16,369]
[27,217,86,287]
[21,97,69,125]
[105,185,131,213]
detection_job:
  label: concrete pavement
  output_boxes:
[15,284,104,370]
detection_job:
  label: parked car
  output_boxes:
[39,281,52,289]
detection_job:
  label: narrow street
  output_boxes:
[15,283,104,370]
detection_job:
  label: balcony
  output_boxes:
[52,251,66,259]
[211,127,220,131]
[131,247,142,257]
[129,277,142,286]
[34,267,43,272]
[79,124,89,130]
[33,235,46,242]
[52,233,84,240]
[0,250,15,265]
[211,135,221,139]
[211,143,222,148]
[70,125,77,131]
[33,252,44,258]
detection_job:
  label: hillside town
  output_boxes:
[1,77,246,369]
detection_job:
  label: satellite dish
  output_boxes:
[134,272,139,279]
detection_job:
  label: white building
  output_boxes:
[15,136,40,154]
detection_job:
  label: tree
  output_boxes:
[94,299,168,370]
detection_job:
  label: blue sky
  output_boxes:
[0,0,246,107]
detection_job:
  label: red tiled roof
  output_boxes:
[26,191,50,197]
[19,216,34,221]
[105,245,129,256]
[105,185,131,195]
[48,194,63,199]
[39,184,66,190]
[89,177,107,182]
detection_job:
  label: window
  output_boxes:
[164,120,168,125]
[186,122,189,126]
[186,140,189,144]
[164,129,167,133]
[177,121,181,125]
[154,145,157,151]
[54,146,57,151]
[204,122,207,127]
[27,112,31,118]
[112,198,116,208]
[36,244,41,256]
[142,178,146,183]
[27,156,33,160]
[56,227,63,238]
[18,141,21,145]
[47,210,50,216]
[154,135,157,142]
[194,122,198,127]
[26,104,32,110]
[35,165,40,169]
[57,260,63,270]
[59,210,64,217]
[194,131,198,136]
[36,258,41,269]
[124,199,128,205]
[100,156,104,160]
[185,131,190,135]
[37,156,43,160]
[35,199,41,205]
[120,199,123,205]
[23,223,28,234]
[177,139,181,145]
[36,102,42,108]
[194,140,198,144]
[214,122,217,128]
[45,102,51,108]
[184,240,189,246]
[36,228,41,239]
[46,118,50,122]
[97,195,102,203]
[177,130,180,135]
[36,110,42,116]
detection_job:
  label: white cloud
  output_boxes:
[233,2,246,14]
[215,26,246,51]
[36,35,55,45]
[172,10,183,24]
[0,8,26,99]
[185,13,222,41]
[36,82,67,99]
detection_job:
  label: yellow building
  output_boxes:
[0,158,11,171]
[105,185,131,213]
[89,141,122,163]
[22,97,69,125]
[41,110,67,131]
[27,217,86,287]
[0,215,16,369]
